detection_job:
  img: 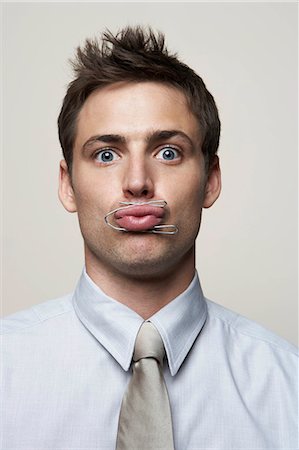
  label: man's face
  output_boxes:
[59,81,221,279]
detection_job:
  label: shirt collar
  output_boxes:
[73,268,207,376]
[150,273,207,375]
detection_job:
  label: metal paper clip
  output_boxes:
[104,200,178,235]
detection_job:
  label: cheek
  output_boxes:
[170,172,205,210]
[73,164,123,206]
[74,185,97,211]
[72,174,107,210]
[168,173,206,236]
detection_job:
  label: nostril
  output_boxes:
[126,188,150,198]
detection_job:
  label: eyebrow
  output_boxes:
[83,134,126,151]
[147,130,194,147]
[82,129,195,152]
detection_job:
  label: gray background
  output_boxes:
[2,2,298,345]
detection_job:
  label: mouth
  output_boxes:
[104,199,178,235]
[114,205,164,232]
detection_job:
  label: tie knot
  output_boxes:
[133,322,165,365]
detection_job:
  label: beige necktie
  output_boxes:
[116,321,174,450]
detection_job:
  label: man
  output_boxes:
[2,26,298,449]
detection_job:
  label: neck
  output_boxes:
[85,247,196,319]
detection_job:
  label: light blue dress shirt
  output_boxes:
[2,269,298,449]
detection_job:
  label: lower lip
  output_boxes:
[116,215,162,232]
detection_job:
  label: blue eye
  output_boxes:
[156,147,180,161]
[95,149,119,163]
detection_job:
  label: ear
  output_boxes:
[203,155,221,208]
[58,160,77,213]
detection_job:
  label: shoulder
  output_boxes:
[1,293,74,335]
[205,298,298,358]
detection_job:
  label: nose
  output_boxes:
[122,155,155,200]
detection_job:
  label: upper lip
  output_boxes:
[114,205,165,219]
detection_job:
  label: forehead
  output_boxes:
[74,81,200,147]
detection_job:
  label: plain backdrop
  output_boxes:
[2,2,298,346]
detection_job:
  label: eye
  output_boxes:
[95,149,119,163]
[156,146,180,161]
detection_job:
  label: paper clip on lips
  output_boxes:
[104,200,178,235]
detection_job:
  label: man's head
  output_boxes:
[58,26,220,174]
[58,26,221,281]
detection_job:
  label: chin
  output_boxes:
[112,258,173,280]
[85,227,196,278]
[109,241,193,280]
